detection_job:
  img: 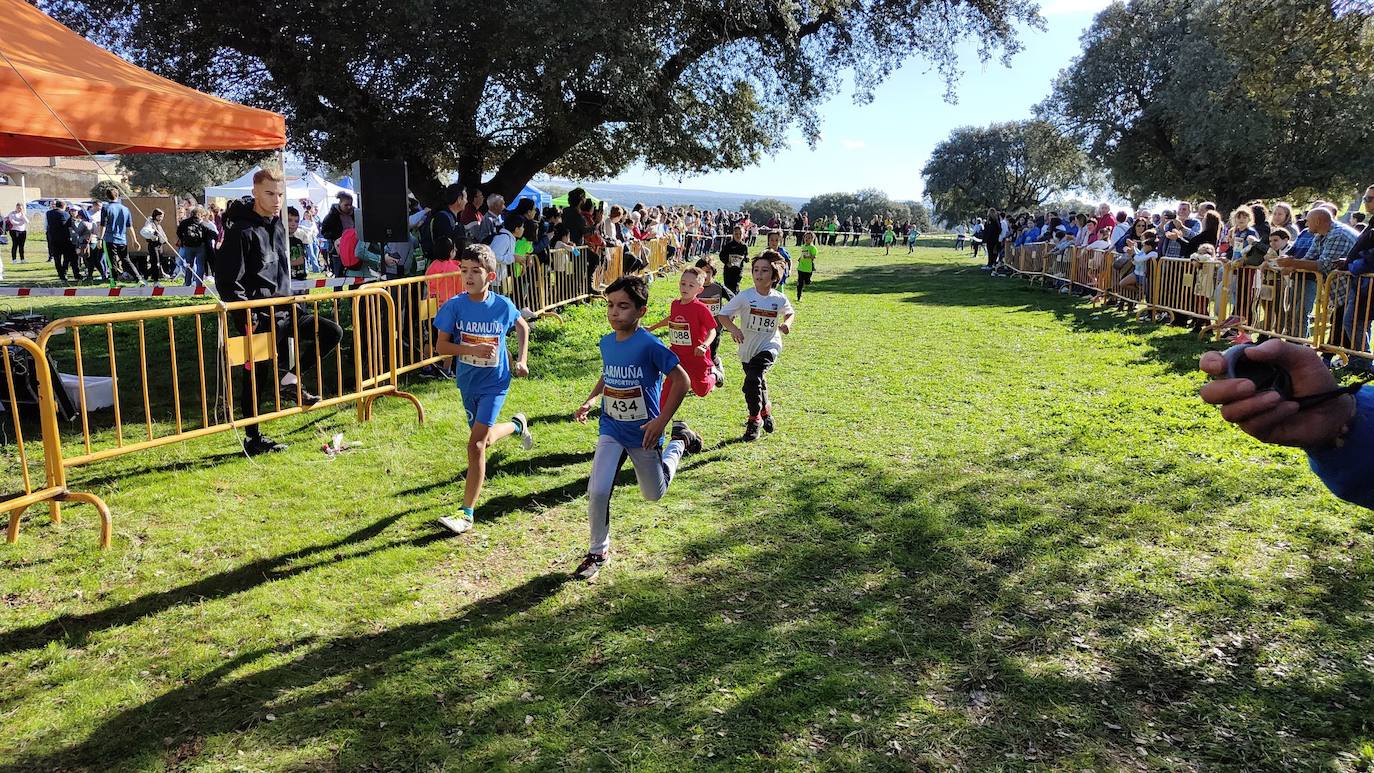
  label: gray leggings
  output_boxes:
[587,433,684,554]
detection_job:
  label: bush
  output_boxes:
[90,179,132,201]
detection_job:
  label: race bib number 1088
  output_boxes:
[669,321,693,347]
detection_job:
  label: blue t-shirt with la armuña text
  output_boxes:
[598,328,679,448]
[433,291,520,396]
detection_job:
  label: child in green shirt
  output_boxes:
[796,231,818,302]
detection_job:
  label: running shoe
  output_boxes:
[761,413,775,434]
[438,513,474,535]
[512,412,534,450]
[671,420,702,454]
[742,420,761,442]
[574,552,606,580]
[243,434,288,456]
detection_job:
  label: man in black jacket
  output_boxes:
[217,168,342,455]
[45,201,77,282]
[421,183,467,262]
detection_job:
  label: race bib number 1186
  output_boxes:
[746,307,778,333]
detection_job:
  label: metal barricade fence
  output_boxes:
[1148,257,1218,323]
[1066,247,1097,292]
[1,335,112,547]
[2,286,423,548]
[601,245,625,286]
[1225,263,1326,346]
[1313,270,1374,367]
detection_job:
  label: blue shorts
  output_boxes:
[461,391,508,428]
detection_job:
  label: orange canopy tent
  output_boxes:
[0,0,285,156]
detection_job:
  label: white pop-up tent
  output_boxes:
[204,167,358,210]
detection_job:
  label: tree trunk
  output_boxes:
[405,154,444,207]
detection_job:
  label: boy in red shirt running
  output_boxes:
[647,266,718,411]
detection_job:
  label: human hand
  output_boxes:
[513,359,529,378]
[694,344,708,357]
[573,399,595,424]
[468,342,498,361]
[641,415,668,448]
[1199,338,1354,448]
[730,328,744,344]
[779,322,791,335]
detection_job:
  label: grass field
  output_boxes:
[2,243,1372,771]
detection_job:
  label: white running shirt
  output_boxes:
[718,287,794,362]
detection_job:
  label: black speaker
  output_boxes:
[352,159,409,242]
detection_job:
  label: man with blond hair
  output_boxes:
[217,167,343,455]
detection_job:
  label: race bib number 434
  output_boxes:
[459,332,500,368]
[603,386,648,422]
[746,307,779,333]
[669,321,693,347]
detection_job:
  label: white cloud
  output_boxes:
[1039,0,1114,15]
[839,139,866,150]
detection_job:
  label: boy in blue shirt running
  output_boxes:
[433,244,533,535]
[571,275,702,580]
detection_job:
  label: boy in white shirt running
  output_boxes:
[571,275,701,581]
[716,251,796,441]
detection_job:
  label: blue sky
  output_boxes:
[609,0,1115,201]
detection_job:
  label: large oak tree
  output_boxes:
[920,119,1089,224]
[1038,0,1374,211]
[43,0,1039,203]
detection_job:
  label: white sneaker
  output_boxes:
[513,412,534,450]
[438,514,473,534]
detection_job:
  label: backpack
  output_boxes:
[179,219,206,248]
[338,227,360,268]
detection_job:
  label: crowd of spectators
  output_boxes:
[973,188,1374,371]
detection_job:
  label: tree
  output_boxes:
[921,120,1090,224]
[43,0,1040,204]
[89,179,131,201]
[802,189,915,222]
[905,201,933,231]
[1039,0,1374,212]
[738,197,796,224]
[118,151,271,198]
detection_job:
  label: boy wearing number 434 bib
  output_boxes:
[432,244,534,535]
[571,275,702,581]
[717,251,795,442]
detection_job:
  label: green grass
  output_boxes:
[2,243,1373,771]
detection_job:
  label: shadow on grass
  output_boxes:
[11,456,1372,770]
[0,509,441,656]
[820,260,1213,376]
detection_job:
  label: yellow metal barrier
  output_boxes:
[1222,263,1326,345]
[1313,270,1374,366]
[2,286,424,549]
[1147,257,1220,324]
[1,335,111,548]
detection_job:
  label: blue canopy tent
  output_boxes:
[513,183,551,212]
